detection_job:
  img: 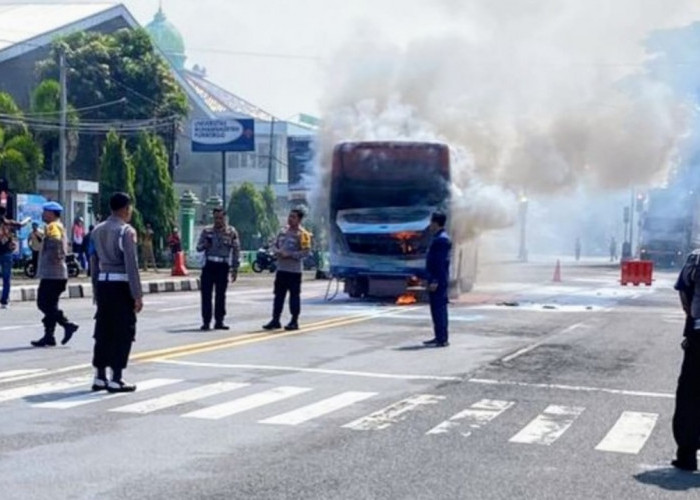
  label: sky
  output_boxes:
[118,0,700,120]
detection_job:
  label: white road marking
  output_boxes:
[33,379,182,409]
[343,394,445,431]
[157,306,199,312]
[0,377,90,404]
[183,386,311,420]
[427,399,515,436]
[156,359,463,382]
[502,323,585,363]
[110,382,249,414]
[0,325,32,331]
[468,378,674,399]
[595,411,659,454]
[260,391,377,426]
[509,405,585,446]
[0,369,46,379]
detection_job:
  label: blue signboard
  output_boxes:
[191,119,255,152]
[16,193,47,257]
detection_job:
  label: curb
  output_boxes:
[7,277,202,303]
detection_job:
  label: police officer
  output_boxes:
[672,249,700,471]
[263,208,312,331]
[30,201,79,347]
[197,207,240,331]
[89,192,143,393]
[423,211,451,348]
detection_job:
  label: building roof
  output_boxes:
[182,69,275,121]
[0,3,137,63]
[145,6,186,70]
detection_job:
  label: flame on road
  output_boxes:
[396,293,417,305]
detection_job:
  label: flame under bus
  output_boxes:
[329,141,478,299]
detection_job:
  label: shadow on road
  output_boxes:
[0,345,43,354]
[393,345,433,351]
[634,467,700,491]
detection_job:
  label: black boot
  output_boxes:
[31,335,56,347]
[284,319,299,331]
[263,319,282,330]
[61,323,79,345]
[672,447,698,471]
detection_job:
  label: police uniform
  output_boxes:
[90,214,142,392]
[196,223,240,329]
[424,228,451,347]
[31,201,79,347]
[672,250,700,470]
[264,226,312,330]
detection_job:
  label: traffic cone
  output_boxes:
[553,259,562,282]
[172,251,188,277]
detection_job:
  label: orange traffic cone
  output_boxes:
[553,259,562,282]
[172,251,188,277]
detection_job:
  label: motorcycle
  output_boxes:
[252,247,277,273]
[24,253,80,279]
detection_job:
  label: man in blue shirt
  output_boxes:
[423,211,452,348]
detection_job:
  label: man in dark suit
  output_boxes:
[423,211,452,348]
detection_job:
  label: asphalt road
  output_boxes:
[0,259,695,499]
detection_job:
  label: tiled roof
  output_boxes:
[182,70,275,121]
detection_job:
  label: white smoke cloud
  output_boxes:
[311,0,698,243]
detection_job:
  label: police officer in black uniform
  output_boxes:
[89,192,143,393]
[672,249,700,471]
[197,207,240,331]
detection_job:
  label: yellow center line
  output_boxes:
[132,306,419,362]
[0,306,420,384]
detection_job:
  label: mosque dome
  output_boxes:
[146,6,186,70]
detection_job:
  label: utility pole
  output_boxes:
[59,50,67,220]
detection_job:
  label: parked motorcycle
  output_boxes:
[24,253,80,279]
[252,247,277,273]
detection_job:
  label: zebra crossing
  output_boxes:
[0,375,665,455]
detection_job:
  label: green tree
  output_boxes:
[30,79,79,177]
[0,92,43,191]
[0,92,27,138]
[37,29,188,179]
[261,185,280,240]
[98,130,136,220]
[133,132,177,250]
[227,182,267,249]
[0,128,43,192]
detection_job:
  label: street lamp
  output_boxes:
[518,194,529,262]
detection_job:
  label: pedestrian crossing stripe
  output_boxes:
[183,386,312,420]
[426,399,515,437]
[509,405,585,446]
[110,382,249,414]
[33,379,182,409]
[342,394,445,431]
[594,411,659,454]
[0,376,661,454]
[260,391,377,426]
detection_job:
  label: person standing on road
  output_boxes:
[30,202,79,347]
[167,227,181,265]
[0,206,26,309]
[89,192,143,393]
[263,208,312,332]
[423,211,452,348]
[196,207,240,331]
[671,249,700,471]
[575,237,582,262]
[609,237,617,263]
[28,222,44,275]
[72,217,87,269]
[141,223,158,272]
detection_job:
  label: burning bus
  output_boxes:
[328,141,478,299]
